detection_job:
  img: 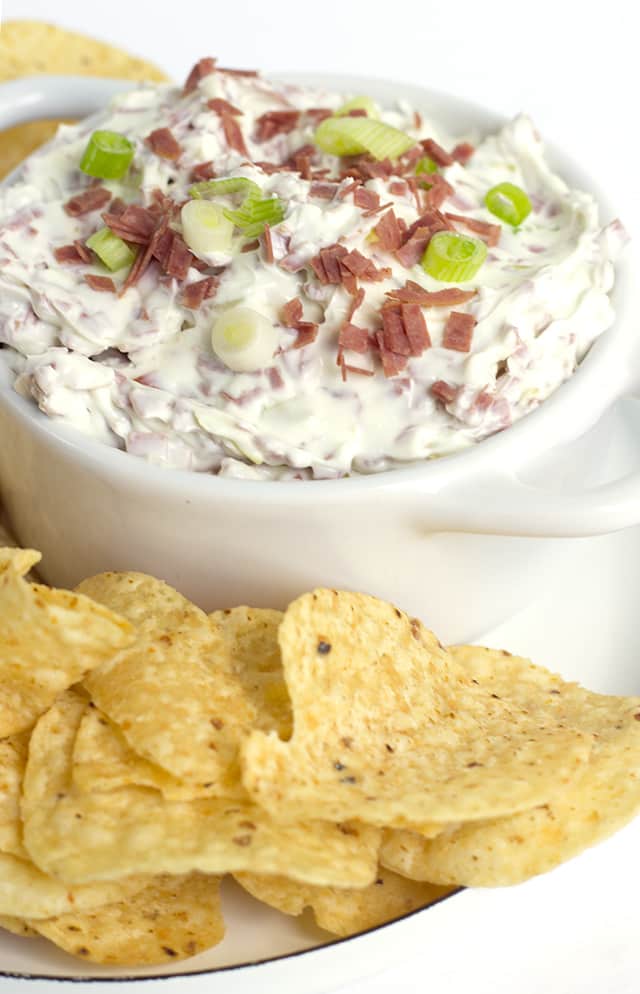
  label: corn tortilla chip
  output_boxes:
[211,607,292,738]
[0,915,39,938]
[29,874,225,966]
[0,20,168,181]
[72,705,218,800]
[380,646,640,886]
[0,550,134,737]
[22,692,380,888]
[0,852,148,919]
[242,590,597,828]
[0,731,30,858]
[235,868,454,936]
[79,573,255,795]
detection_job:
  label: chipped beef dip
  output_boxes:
[0,58,628,479]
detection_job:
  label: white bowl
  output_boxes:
[0,73,639,649]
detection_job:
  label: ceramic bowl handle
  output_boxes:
[0,76,134,132]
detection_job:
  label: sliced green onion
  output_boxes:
[224,194,286,238]
[189,177,261,200]
[484,182,531,226]
[79,130,135,180]
[422,231,487,282]
[211,306,279,372]
[335,95,379,119]
[415,156,438,175]
[181,200,234,255]
[86,227,136,272]
[314,117,414,160]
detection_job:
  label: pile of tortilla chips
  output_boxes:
[1,546,640,968]
[0,20,168,180]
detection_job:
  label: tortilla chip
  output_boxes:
[22,692,380,888]
[211,607,292,738]
[0,20,168,180]
[235,867,454,936]
[0,852,148,919]
[29,874,225,966]
[78,573,255,795]
[241,590,599,828]
[0,915,39,938]
[378,646,640,886]
[0,20,168,83]
[0,550,134,737]
[72,705,218,800]
[0,731,30,858]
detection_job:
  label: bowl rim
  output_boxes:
[0,72,635,505]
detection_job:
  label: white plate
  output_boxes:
[1,74,639,994]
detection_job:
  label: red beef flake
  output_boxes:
[354,187,380,211]
[313,244,348,284]
[263,224,274,264]
[310,181,339,200]
[340,249,390,282]
[424,173,454,209]
[404,208,452,243]
[281,298,304,327]
[221,115,249,157]
[396,228,431,268]
[346,286,365,321]
[191,160,216,181]
[64,186,111,217]
[386,281,477,307]
[345,108,368,117]
[255,110,300,142]
[122,215,168,291]
[241,238,260,253]
[145,128,182,161]
[399,146,424,172]
[452,142,475,165]
[355,157,394,180]
[151,228,175,269]
[181,277,219,309]
[305,107,333,124]
[54,244,87,264]
[108,197,127,217]
[337,180,361,201]
[401,303,431,355]
[291,149,312,180]
[339,323,370,353]
[390,181,407,197]
[445,212,501,247]
[102,204,157,244]
[293,322,319,349]
[375,332,409,378]
[254,160,289,175]
[421,138,454,167]
[207,97,242,116]
[84,274,116,293]
[381,306,411,355]
[73,240,93,264]
[184,57,217,94]
[374,210,403,252]
[431,380,459,404]
[343,364,374,377]
[217,66,258,76]
[442,311,477,352]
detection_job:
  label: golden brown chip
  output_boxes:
[72,705,218,800]
[28,874,224,966]
[242,590,599,828]
[78,573,255,795]
[211,606,292,738]
[0,550,134,737]
[0,852,148,919]
[0,20,168,180]
[22,692,380,888]
[379,646,640,886]
[235,867,454,936]
[0,731,30,858]
[0,915,39,938]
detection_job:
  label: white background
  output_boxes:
[1,2,639,992]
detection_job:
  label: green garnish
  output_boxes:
[224,194,286,238]
[86,227,136,271]
[334,96,379,118]
[314,117,414,160]
[189,177,262,200]
[415,156,438,175]
[484,182,531,226]
[422,231,487,282]
[79,130,135,180]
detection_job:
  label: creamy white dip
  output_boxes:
[0,62,628,479]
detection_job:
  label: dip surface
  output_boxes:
[0,60,627,479]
